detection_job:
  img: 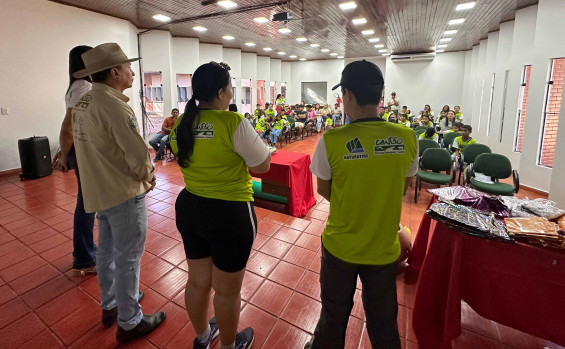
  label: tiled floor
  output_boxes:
[0,132,561,348]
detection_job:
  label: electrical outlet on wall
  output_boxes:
[1,107,9,115]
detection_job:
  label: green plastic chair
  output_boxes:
[468,153,519,196]
[419,139,440,157]
[414,126,429,133]
[458,143,491,185]
[442,132,461,153]
[414,148,453,203]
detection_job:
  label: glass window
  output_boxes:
[486,73,495,136]
[539,58,565,168]
[513,65,531,152]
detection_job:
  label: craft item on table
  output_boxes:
[505,217,565,250]
[428,186,511,217]
[500,196,536,217]
[474,172,494,184]
[521,199,565,220]
[427,201,512,241]
[556,215,565,234]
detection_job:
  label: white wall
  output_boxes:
[290,59,345,106]
[0,0,141,172]
[172,37,200,75]
[385,52,466,114]
[199,44,223,66]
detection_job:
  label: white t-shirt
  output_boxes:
[65,80,92,109]
[310,134,420,180]
[233,118,270,168]
[387,97,399,110]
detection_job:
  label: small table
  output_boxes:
[250,150,317,217]
[409,196,565,348]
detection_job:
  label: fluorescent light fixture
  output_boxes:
[456,2,476,11]
[263,47,273,51]
[310,43,320,47]
[330,53,338,56]
[278,28,292,34]
[278,51,286,55]
[217,0,237,9]
[290,55,297,58]
[339,1,357,10]
[253,17,269,23]
[436,49,445,53]
[382,53,390,56]
[440,38,452,42]
[368,38,380,43]
[152,14,171,22]
[378,49,388,53]
[449,18,465,25]
[222,35,235,40]
[337,55,344,59]
[296,37,307,42]
[374,44,384,48]
[193,26,207,32]
[444,30,458,35]
[352,18,367,25]
[299,58,307,61]
[245,42,256,46]
[362,29,375,36]
[321,48,330,52]
[437,44,448,48]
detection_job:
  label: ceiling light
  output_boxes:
[310,43,320,47]
[437,44,448,48]
[299,58,307,61]
[222,35,235,40]
[374,44,384,48]
[152,14,171,22]
[337,56,344,59]
[440,38,452,42]
[456,2,476,11]
[352,18,367,25]
[368,38,380,43]
[263,47,273,51]
[245,42,256,46]
[296,37,307,42]
[378,49,388,53]
[436,49,445,53]
[290,55,297,58]
[382,53,390,56]
[278,28,292,34]
[449,18,465,25]
[193,26,207,32]
[330,53,338,56]
[339,1,357,10]
[253,17,269,23]
[444,30,458,35]
[278,51,286,55]
[217,0,237,9]
[321,48,330,52]
[362,29,375,36]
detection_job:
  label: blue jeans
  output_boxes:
[345,115,350,125]
[149,134,168,157]
[332,114,342,124]
[96,193,147,330]
[269,129,282,143]
[68,149,96,269]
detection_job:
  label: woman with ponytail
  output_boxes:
[174,62,271,349]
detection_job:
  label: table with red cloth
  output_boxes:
[250,150,316,217]
[409,196,565,349]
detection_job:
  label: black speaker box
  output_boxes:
[18,136,52,179]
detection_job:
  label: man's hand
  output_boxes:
[146,176,157,193]
[52,151,69,172]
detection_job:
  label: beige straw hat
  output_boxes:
[73,42,140,78]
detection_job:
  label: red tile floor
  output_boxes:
[0,132,561,349]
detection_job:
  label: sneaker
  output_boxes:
[235,327,254,349]
[116,312,166,343]
[102,291,145,327]
[72,265,96,277]
[153,155,163,161]
[193,317,220,349]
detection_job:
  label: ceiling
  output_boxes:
[52,0,538,61]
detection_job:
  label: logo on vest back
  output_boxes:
[344,137,368,160]
[193,122,214,139]
[374,136,405,155]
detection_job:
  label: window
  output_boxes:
[477,77,485,132]
[301,82,328,104]
[281,82,287,99]
[514,65,531,152]
[177,74,192,113]
[486,73,495,136]
[143,71,164,135]
[269,81,277,104]
[256,80,266,107]
[499,70,510,142]
[241,79,252,115]
[539,58,565,168]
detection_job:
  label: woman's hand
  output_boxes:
[52,151,69,172]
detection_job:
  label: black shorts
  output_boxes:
[175,189,257,272]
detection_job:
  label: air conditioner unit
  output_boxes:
[390,53,436,62]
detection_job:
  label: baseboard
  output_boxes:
[0,168,21,177]
[520,184,549,197]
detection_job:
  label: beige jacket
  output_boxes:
[72,83,153,213]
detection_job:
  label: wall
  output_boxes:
[384,52,466,114]
[199,44,223,66]
[290,59,345,106]
[0,0,141,172]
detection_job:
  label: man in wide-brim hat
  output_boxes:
[71,42,166,343]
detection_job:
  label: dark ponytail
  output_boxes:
[176,62,231,168]
[67,45,93,93]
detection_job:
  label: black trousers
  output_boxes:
[311,244,400,349]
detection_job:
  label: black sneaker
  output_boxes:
[102,291,144,327]
[153,155,163,161]
[116,312,166,343]
[193,317,220,349]
[235,327,254,349]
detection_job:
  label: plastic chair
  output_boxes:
[414,126,429,134]
[442,132,461,153]
[468,153,519,196]
[418,139,440,157]
[414,148,453,203]
[458,143,491,185]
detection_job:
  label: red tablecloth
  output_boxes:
[409,196,565,348]
[250,150,316,217]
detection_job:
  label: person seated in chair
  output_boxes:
[419,127,439,143]
[420,114,433,128]
[332,103,342,124]
[398,113,411,127]
[294,105,308,140]
[149,108,179,161]
[452,124,476,168]
[325,115,333,130]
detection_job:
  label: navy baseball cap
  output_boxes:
[332,60,384,92]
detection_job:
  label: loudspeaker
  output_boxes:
[18,136,52,179]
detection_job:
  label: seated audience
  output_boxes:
[411,117,421,128]
[454,105,464,121]
[253,103,262,117]
[398,113,411,127]
[452,122,463,132]
[388,114,398,123]
[420,115,433,128]
[325,115,333,129]
[332,103,342,123]
[420,127,439,142]
[150,108,179,161]
[295,105,308,138]
[452,124,476,168]
[439,110,456,133]
[268,114,286,145]
[265,103,276,119]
